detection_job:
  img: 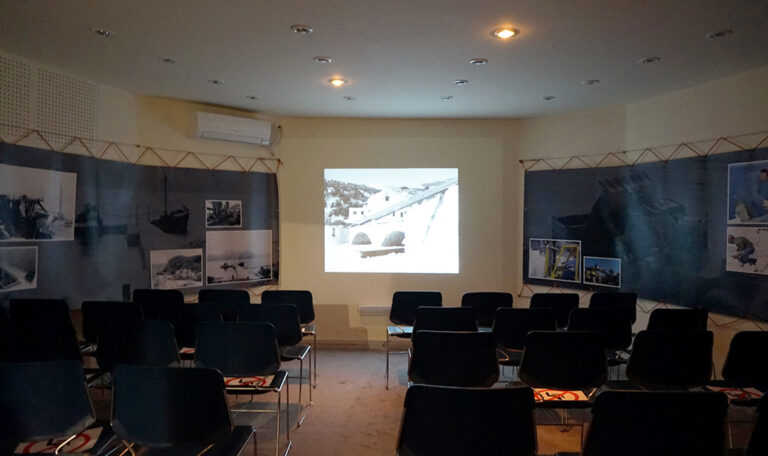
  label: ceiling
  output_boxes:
[1,0,767,119]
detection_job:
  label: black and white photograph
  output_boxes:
[728,159,768,224]
[206,230,272,285]
[726,226,768,275]
[0,163,76,241]
[0,246,38,292]
[150,248,203,289]
[205,199,242,228]
[324,168,458,273]
[528,238,582,283]
[583,256,621,287]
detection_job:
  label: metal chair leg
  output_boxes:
[276,389,281,456]
[386,332,390,389]
[313,332,317,389]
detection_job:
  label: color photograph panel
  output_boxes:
[728,159,768,224]
[528,238,581,283]
[726,227,768,275]
[583,256,621,288]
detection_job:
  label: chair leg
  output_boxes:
[386,332,390,390]
[286,380,290,441]
[298,357,303,422]
[313,332,317,389]
[276,389,281,456]
[308,347,313,405]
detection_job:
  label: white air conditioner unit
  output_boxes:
[195,112,279,146]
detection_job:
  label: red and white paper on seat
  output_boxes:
[533,388,589,402]
[705,386,763,401]
[224,376,275,387]
[15,427,102,454]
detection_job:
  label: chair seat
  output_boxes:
[497,348,523,366]
[2,421,115,456]
[118,425,254,456]
[224,370,287,394]
[387,326,413,338]
[705,381,765,407]
[301,324,316,336]
[282,345,310,361]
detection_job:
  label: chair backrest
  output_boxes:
[747,394,768,456]
[519,331,607,390]
[195,322,280,377]
[721,331,768,390]
[198,288,250,322]
[239,304,303,347]
[529,293,579,329]
[9,298,70,324]
[567,308,632,351]
[460,292,513,328]
[81,301,143,345]
[390,291,442,326]
[132,289,184,321]
[0,318,81,363]
[582,390,728,456]
[589,292,637,324]
[111,365,232,449]
[492,308,557,351]
[409,330,498,387]
[173,303,223,348]
[0,360,95,442]
[96,320,180,372]
[626,330,713,389]
[647,308,708,332]
[261,289,315,324]
[413,306,478,332]
[397,385,536,456]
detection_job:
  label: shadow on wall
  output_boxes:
[315,304,369,347]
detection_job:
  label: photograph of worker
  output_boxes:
[150,248,203,289]
[728,159,768,224]
[583,256,621,287]
[205,199,242,228]
[726,227,768,275]
[528,238,581,283]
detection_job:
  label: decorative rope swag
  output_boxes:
[518,129,768,329]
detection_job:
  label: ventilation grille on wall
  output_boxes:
[37,68,97,140]
[0,53,31,133]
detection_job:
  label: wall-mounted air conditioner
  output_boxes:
[195,112,280,146]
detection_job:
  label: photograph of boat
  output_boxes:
[0,246,37,292]
[151,175,190,234]
[206,230,272,285]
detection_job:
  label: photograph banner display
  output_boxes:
[0,246,37,292]
[523,146,768,321]
[324,168,459,273]
[528,238,581,283]
[206,230,272,285]
[150,248,203,289]
[583,256,621,288]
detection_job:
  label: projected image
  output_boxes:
[583,256,621,288]
[324,168,458,273]
[726,227,768,275]
[528,238,581,283]
[728,159,768,224]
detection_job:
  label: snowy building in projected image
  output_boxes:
[349,189,409,224]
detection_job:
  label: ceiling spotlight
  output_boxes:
[342,96,356,101]
[707,29,733,39]
[291,24,314,35]
[91,28,112,38]
[638,56,661,64]
[491,27,519,39]
[313,56,333,63]
[246,95,258,100]
[582,79,600,86]
[329,78,348,87]
[452,79,469,86]
[208,79,223,85]
[441,96,454,101]
[542,96,556,101]
[160,57,177,64]
[469,57,488,66]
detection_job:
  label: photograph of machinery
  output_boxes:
[528,238,581,283]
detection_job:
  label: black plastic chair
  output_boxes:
[647,308,709,331]
[567,308,632,377]
[0,360,111,455]
[9,298,71,324]
[721,331,768,391]
[111,365,255,456]
[397,384,536,456]
[240,304,312,425]
[132,288,184,321]
[0,318,82,363]
[195,322,290,456]
[626,330,713,390]
[174,303,223,352]
[81,301,143,347]
[529,293,579,329]
[95,320,180,374]
[262,290,317,388]
[460,292,513,328]
[412,306,478,332]
[409,330,498,387]
[387,291,442,389]
[745,394,768,456]
[589,292,637,324]
[492,308,557,369]
[198,288,250,322]
[576,390,728,456]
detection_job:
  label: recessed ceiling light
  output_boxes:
[582,79,600,86]
[707,29,733,39]
[329,78,348,87]
[469,58,488,66]
[160,57,177,64]
[313,56,333,63]
[342,96,356,101]
[208,79,223,85]
[452,79,469,86]
[91,27,112,38]
[290,24,313,35]
[542,96,556,101]
[441,96,454,101]
[246,95,258,100]
[491,27,519,40]
[638,56,661,64]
